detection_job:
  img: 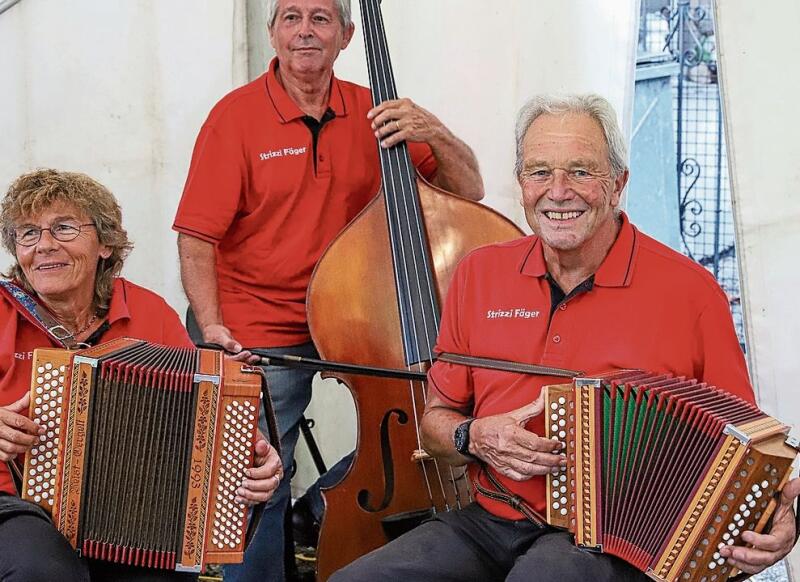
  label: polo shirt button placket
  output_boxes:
[559,303,567,311]
[552,335,561,344]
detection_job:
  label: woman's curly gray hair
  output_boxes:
[1,169,133,315]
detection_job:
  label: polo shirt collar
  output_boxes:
[105,278,131,325]
[264,57,348,123]
[520,211,638,288]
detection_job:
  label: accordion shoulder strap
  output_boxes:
[435,354,579,523]
[0,280,81,496]
[0,280,80,349]
[474,464,547,526]
[436,352,582,379]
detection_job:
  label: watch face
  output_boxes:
[454,420,471,454]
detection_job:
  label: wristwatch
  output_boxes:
[453,418,476,457]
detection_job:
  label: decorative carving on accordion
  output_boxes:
[22,339,262,573]
[542,371,798,582]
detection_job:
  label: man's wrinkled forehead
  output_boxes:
[277,0,338,16]
[522,113,611,165]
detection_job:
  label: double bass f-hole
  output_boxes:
[356,407,408,513]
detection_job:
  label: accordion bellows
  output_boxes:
[22,338,262,572]
[544,370,798,582]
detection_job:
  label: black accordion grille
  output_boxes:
[78,343,198,564]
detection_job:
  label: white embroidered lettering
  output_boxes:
[258,146,307,161]
[485,308,540,320]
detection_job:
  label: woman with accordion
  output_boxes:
[0,169,281,581]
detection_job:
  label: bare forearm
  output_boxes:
[177,233,222,331]
[428,131,485,201]
[420,405,473,466]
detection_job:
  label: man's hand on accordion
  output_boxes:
[0,393,44,462]
[235,432,283,505]
[718,476,800,574]
[469,395,566,481]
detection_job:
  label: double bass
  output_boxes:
[307,0,524,578]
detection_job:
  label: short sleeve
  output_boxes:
[693,289,754,403]
[428,257,474,410]
[408,141,438,183]
[173,121,247,243]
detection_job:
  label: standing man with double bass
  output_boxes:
[173,1,485,580]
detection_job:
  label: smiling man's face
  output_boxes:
[269,0,354,80]
[519,112,627,254]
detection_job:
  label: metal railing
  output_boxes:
[638,0,745,344]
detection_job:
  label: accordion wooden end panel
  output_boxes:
[22,339,262,572]
[543,371,799,582]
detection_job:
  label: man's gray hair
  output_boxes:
[266,0,352,29]
[514,94,628,179]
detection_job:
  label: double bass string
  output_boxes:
[365,4,472,508]
[362,0,463,510]
[360,0,443,510]
[366,0,469,511]
[360,0,451,510]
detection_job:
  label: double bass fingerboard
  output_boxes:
[361,0,440,366]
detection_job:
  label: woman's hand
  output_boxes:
[0,394,43,461]
[235,433,283,506]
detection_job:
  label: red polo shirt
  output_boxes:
[428,212,753,520]
[0,277,192,495]
[173,58,438,348]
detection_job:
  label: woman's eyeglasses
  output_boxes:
[13,222,96,246]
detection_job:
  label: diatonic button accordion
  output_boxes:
[543,370,798,582]
[21,338,262,572]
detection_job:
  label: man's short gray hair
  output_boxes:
[514,94,628,179]
[266,0,352,29]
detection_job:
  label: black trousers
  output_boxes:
[330,502,649,582]
[0,495,198,582]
